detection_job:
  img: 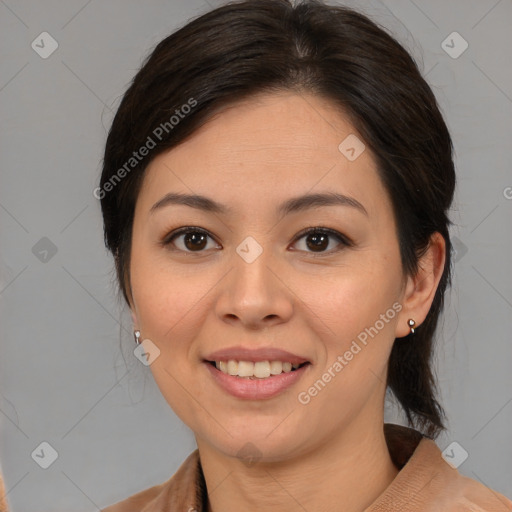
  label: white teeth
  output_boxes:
[254,361,270,378]
[214,359,304,378]
[227,360,238,376]
[237,360,254,377]
[270,361,283,375]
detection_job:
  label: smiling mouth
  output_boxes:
[206,360,310,379]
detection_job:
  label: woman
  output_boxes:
[98,0,512,510]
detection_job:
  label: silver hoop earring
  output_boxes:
[408,319,416,334]
[134,330,141,345]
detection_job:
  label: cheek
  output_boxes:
[295,258,402,404]
[130,243,215,340]
[129,248,223,415]
[296,258,402,341]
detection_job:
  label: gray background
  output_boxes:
[1,0,511,510]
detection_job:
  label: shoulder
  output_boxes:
[376,424,512,511]
[1,471,8,512]
[101,450,202,512]
[438,472,512,512]
[101,480,167,512]
[416,437,512,511]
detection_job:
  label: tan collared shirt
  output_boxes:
[101,424,512,511]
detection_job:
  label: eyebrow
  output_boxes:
[150,191,368,217]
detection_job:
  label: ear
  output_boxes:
[395,232,446,338]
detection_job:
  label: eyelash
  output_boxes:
[160,226,353,256]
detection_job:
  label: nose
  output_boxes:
[214,243,294,331]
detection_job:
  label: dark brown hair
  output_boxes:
[99,0,455,438]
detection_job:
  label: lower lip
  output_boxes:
[204,362,310,400]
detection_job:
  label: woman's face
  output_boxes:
[129,92,414,461]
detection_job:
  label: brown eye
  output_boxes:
[163,227,219,252]
[292,227,351,255]
[305,232,329,252]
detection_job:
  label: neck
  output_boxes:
[197,417,399,512]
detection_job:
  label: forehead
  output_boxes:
[137,92,388,220]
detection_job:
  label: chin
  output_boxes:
[196,422,309,464]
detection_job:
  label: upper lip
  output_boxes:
[204,346,310,365]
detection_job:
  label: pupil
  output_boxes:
[185,232,207,251]
[307,233,328,252]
